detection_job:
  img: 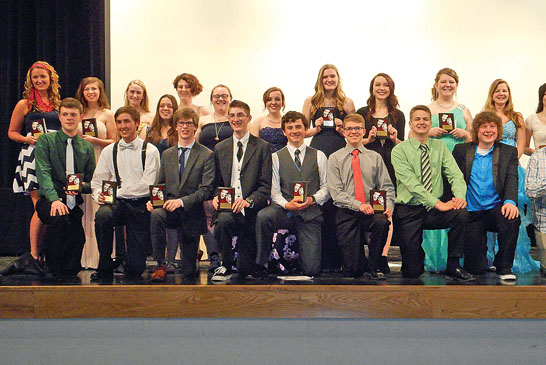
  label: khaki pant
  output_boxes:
[534,228,546,269]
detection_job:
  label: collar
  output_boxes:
[287,143,306,155]
[343,143,365,155]
[475,145,494,157]
[178,141,195,150]
[408,136,432,151]
[58,129,79,144]
[233,132,250,146]
[119,137,142,148]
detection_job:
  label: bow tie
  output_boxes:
[119,142,136,151]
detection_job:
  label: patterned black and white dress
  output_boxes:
[12,108,60,193]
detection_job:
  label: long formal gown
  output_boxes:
[422,105,467,272]
[486,120,540,273]
[79,120,108,269]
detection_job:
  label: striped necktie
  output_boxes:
[294,149,302,171]
[420,144,432,193]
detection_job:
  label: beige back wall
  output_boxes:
[111,0,546,141]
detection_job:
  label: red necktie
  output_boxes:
[352,149,366,203]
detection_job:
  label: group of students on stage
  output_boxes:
[5,61,546,283]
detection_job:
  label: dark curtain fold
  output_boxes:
[0,0,106,254]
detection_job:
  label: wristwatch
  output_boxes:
[245,198,254,209]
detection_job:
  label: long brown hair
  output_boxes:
[483,79,521,127]
[23,61,61,111]
[146,94,179,146]
[364,73,400,124]
[75,77,111,112]
[310,64,346,116]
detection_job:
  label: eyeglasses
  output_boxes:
[212,94,230,100]
[176,121,194,127]
[228,113,247,119]
[343,127,363,131]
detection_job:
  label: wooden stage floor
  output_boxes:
[2,249,546,320]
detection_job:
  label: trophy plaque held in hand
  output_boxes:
[149,184,166,208]
[82,118,98,137]
[439,113,455,131]
[31,118,47,137]
[376,118,389,139]
[102,180,117,204]
[321,107,335,128]
[370,189,386,213]
[218,187,235,211]
[293,181,308,203]
[66,173,83,192]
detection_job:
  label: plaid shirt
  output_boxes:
[526,148,546,232]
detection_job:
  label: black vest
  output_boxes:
[277,146,322,221]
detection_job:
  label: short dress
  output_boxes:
[13,108,60,193]
[309,107,347,158]
[259,126,287,153]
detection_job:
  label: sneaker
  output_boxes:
[497,269,516,281]
[487,265,496,273]
[208,253,221,273]
[211,266,232,281]
[151,266,167,282]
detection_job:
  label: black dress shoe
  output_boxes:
[446,267,475,281]
[90,270,113,282]
[377,256,391,275]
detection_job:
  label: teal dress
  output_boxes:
[422,105,467,272]
[486,121,540,273]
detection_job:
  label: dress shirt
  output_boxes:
[35,130,95,202]
[177,141,195,207]
[526,148,546,232]
[467,145,514,212]
[327,144,395,211]
[91,137,160,200]
[391,137,466,210]
[231,132,250,201]
[271,143,330,208]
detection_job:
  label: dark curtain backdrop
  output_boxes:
[0,0,106,254]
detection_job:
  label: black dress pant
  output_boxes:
[214,211,257,276]
[36,198,85,276]
[321,199,342,271]
[394,204,468,278]
[465,205,520,274]
[95,198,150,276]
[335,208,390,276]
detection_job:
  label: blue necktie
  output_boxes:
[179,147,189,180]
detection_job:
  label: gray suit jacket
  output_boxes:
[156,142,215,236]
[214,134,272,213]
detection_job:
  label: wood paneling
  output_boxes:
[2,285,546,319]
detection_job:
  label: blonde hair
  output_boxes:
[310,64,346,116]
[483,79,520,127]
[124,79,150,112]
[23,61,61,111]
[431,68,459,101]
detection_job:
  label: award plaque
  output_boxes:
[321,107,335,128]
[82,118,98,137]
[66,173,83,192]
[375,118,389,139]
[218,187,235,211]
[439,113,455,131]
[102,180,117,204]
[30,118,47,137]
[370,189,386,213]
[293,181,308,203]
[149,184,166,207]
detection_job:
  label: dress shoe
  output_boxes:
[363,270,386,280]
[90,270,114,282]
[446,267,475,281]
[376,256,391,275]
[151,266,166,282]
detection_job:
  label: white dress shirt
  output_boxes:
[91,137,160,200]
[271,143,330,208]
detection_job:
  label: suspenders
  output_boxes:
[112,140,148,188]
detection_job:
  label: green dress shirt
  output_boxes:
[35,129,96,202]
[391,136,466,210]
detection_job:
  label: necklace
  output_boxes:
[436,100,455,110]
[267,115,281,126]
[213,113,226,141]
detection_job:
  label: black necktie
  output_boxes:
[179,147,189,180]
[294,149,302,171]
[237,141,243,162]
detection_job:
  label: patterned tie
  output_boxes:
[66,138,76,209]
[294,149,302,171]
[420,144,432,193]
[179,147,189,181]
[351,149,366,203]
[237,141,243,162]
[119,142,136,151]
